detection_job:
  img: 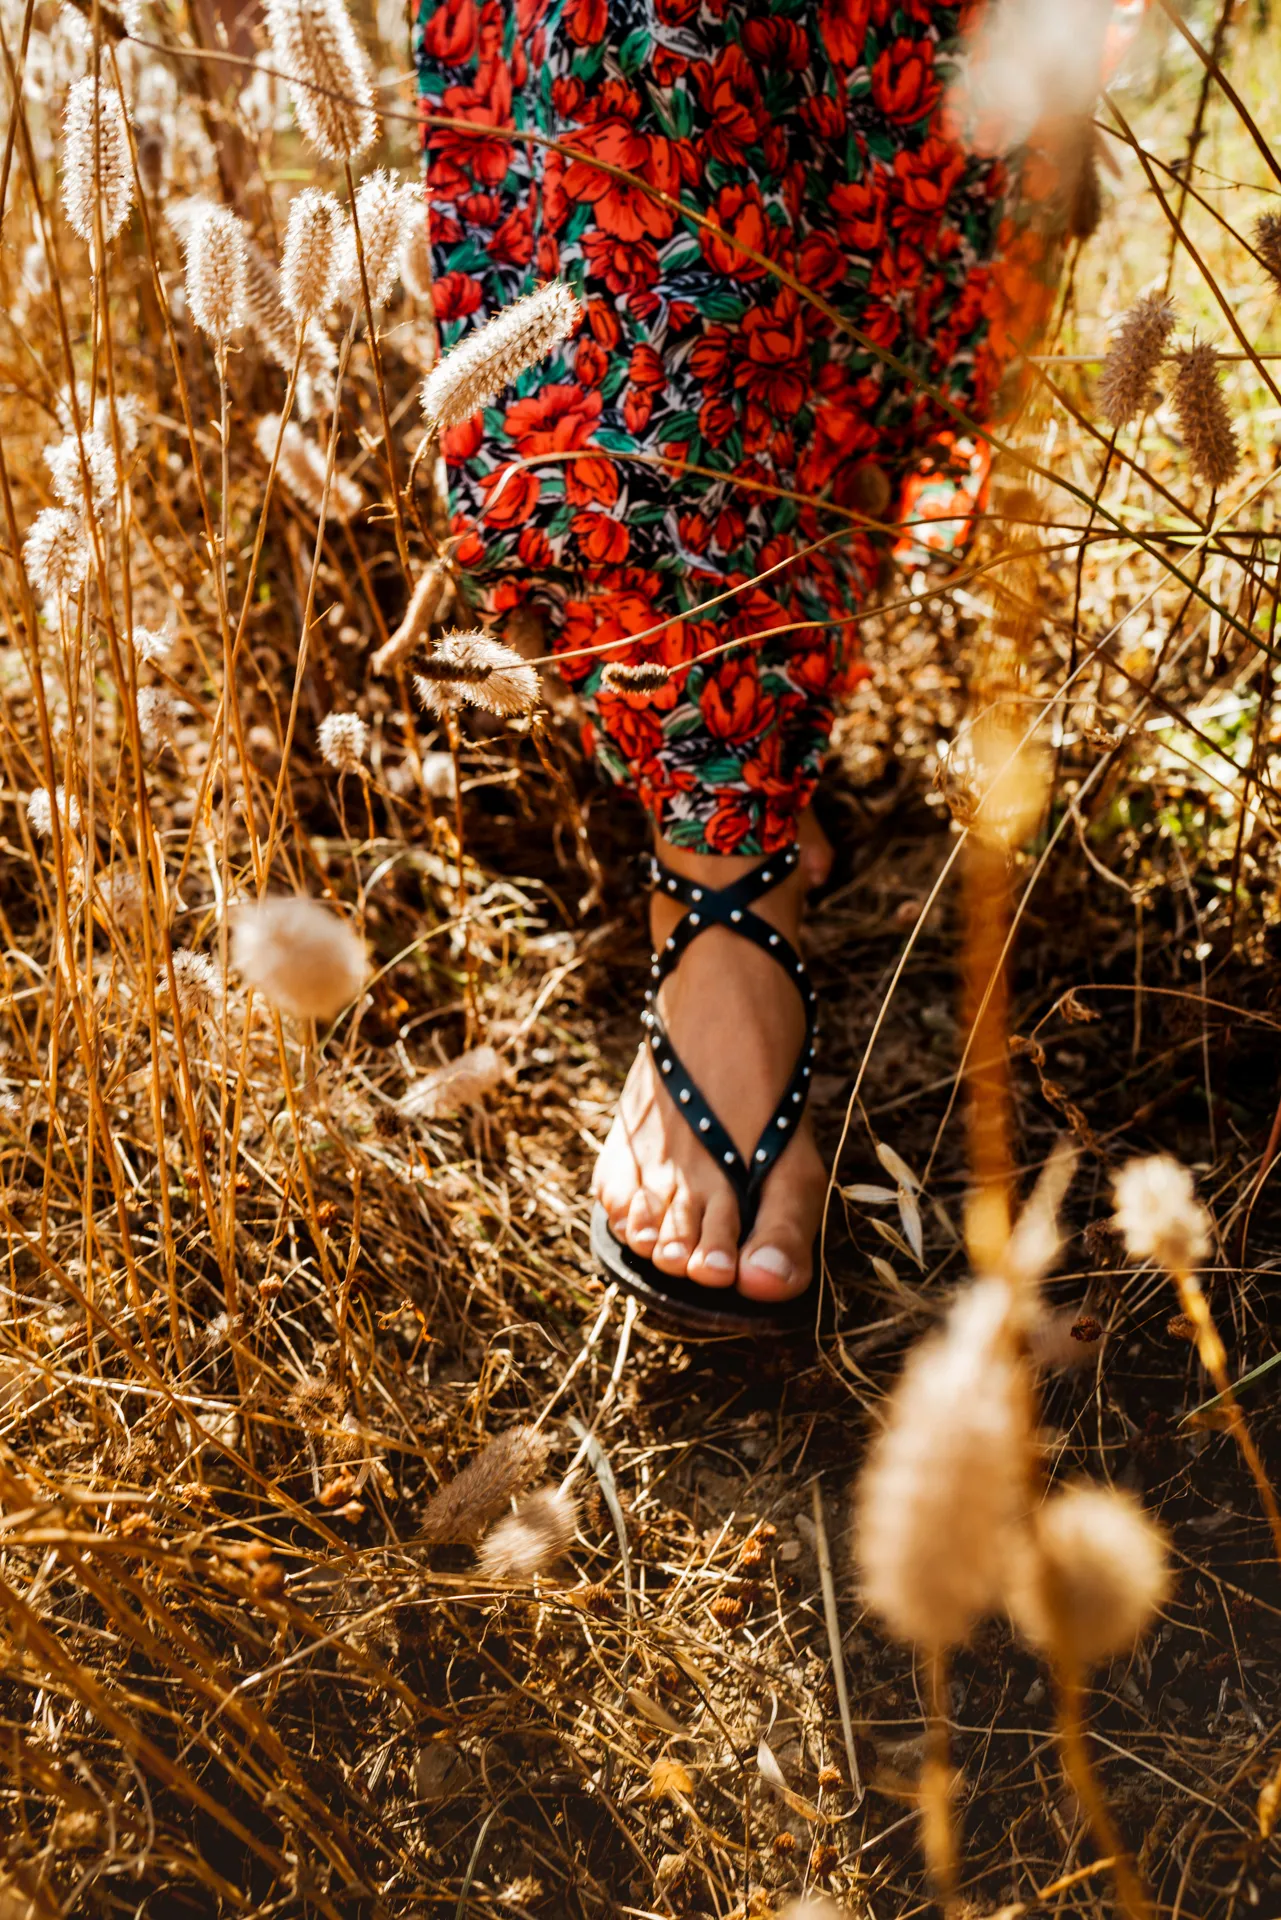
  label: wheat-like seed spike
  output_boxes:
[400,1045,505,1119]
[1113,1154,1210,1273]
[185,205,247,343]
[44,430,117,517]
[282,188,345,324]
[1253,211,1281,293]
[26,786,81,839]
[163,949,222,1020]
[421,281,582,432]
[1170,340,1241,490]
[264,0,378,162]
[317,711,368,773]
[400,208,432,302]
[1005,1482,1171,1665]
[342,170,416,311]
[424,630,541,719]
[419,1425,552,1545]
[601,661,670,693]
[23,508,88,603]
[476,1483,579,1581]
[254,414,363,521]
[1096,292,1176,430]
[374,563,451,674]
[135,686,179,751]
[61,74,134,244]
[244,240,337,391]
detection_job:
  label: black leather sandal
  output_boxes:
[590,844,818,1334]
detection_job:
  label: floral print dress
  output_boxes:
[414,0,1053,854]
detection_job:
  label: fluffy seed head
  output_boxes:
[601,661,670,694]
[23,508,89,603]
[950,0,1114,154]
[400,1045,505,1120]
[1171,342,1240,490]
[421,281,582,433]
[255,414,363,521]
[1253,211,1281,293]
[163,949,222,1021]
[343,169,416,311]
[852,1277,1031,1647]
[45,430,117,516]
[1113,1154,1211,1274]
[185,206,247,343]
[232,896,367,1022]
[1006,1482,1171,1665]
[415,631,540,720]
[400,207,432,301]
[244,239,338,390]
[26,786,81,839]
[1097,293,1176,430]
[97,865,143,931]
[62,75,135,245]
[419,1425,553,1545]
[317,710,368,773]
[264,0,377,162]
[132,625,169,664]
[281,188,345,323]
[476,1483,579,1581]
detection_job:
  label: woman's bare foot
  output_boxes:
[592,840,827,1303]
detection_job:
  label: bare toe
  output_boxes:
[624,1183,665,1256]
[687,1191,739,1288]
[653,1186,703,1276]
[737,1153,822,1302]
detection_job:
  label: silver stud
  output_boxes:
[661,1060,672,1074]
[651,1034,660,1047]
[755,1148,767,1162]
[651,965,659,978]
[730,909,742,923]
[691,887,703,901]
[792,1091,802,1103]
[689,912,700,926]
[778,1117,788,1130]
[679,1088,690,1103]
[699,1118,710,1132]
[768,934,779,947]
[667,878,676,891]
[762,870,772,883]
[723,1151,734,1165]
[666,936,675,949]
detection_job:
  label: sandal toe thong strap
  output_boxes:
[642,844,817,1236]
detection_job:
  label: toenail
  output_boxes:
[659,1241,686,1261]
[747,1245,794,1282]
[699,1249,735,1273]
[632,1226,657,1245]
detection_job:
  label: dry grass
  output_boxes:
[2,2,1281,1917]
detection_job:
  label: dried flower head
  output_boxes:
[163,949,222,1021]
[1006,1482,1171,1665]
[264,0,377,162]
[232,896,367,1023]
[476,1483,579,1581]
[601,661,670,694]
[135,686,179,751]
[132,625,169,664]
[1097,292,1176,430]
[281,188,345,323]
[419,1425,552,1545]
[1113,1154,1211,1274]
[96,864,143,931]
[852,1277,1031,1647]
[400,1045,505,1120]
[415,631,540,720]
[1171,341,1240,490]
[23,507,88,603]
[421,281,582,433]
[45,430,117,516]
[62,75,135,245]
[26,786,81,839]
[185,205,247,343]
[374,561,452,674]
[317,710,368,773]
[949,0,1114,155]
[255,414,363,521]
[244,239,338,390]
[400,207,432,301]
[342,169,416,311]
[1253,211,1281,293]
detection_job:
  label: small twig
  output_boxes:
[809,1479,863,1807]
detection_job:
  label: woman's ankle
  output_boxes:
[652,835,796,886]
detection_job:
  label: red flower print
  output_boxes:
[535,235,560,277]
[798,230,848,291]
[652,49,689,85]
[431,270,483,320]
[831,175,885,253]
[421,0,478,65]
[596,692,664,765]
[629,342,666,390]
[622,387,653,433]
[478,463,541,527]
[741,15,809,69]
[871,40,941,125]
[561,81,686,243]
[572,509,630,565]
[459,190,502,225]
[699,182,770,280]
[801,93,845,143]
[581,230,661,297]
[564,0,605,43]
[517,526,555,569]
[450,514,486,569]
[818,0,870,67]
[698,395,736,446]
[504,383,602,455]
[587,298,622,349]
[733,289,811,418]
[442,410,484,461]
[430,59,514,188]
[688,324,732,391]
[694,46,763,168]
[514,0,547,31]
[655,0,699,22]
[892,135,966,217]
[704,793,764,854]
[797,362,879,495]
[700,656,776,744]
[575,338,609,385]
[490,203,534,265]
[677,511,712,554]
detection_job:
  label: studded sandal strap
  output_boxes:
[641,844,818,1236]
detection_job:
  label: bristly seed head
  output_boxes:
[601,661,670,693]
[185,205,248,344]
[1096,292,1176,431]
[255,413,363,522]
[317,711,368,773]
[26,786,81,840]
[342,169,417,312]
[414,630,540,720]
[232,896,368,1023]
[45,430,117,517]
[264,0,378,162]
[1253,211,1281,293]
[1171,340,1241,491]
[163,949,223,1021]
[281,188,345,324]
[62,75,135,245]
[419,1425,554,1545]
[1005,1481,1171,1665]
[476,1482,579,1581]
[421,281,582,433]
[400,207,432,302]
[1113,1154,1211,1275]
[23,508,89,604]
[132,625,169,664]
